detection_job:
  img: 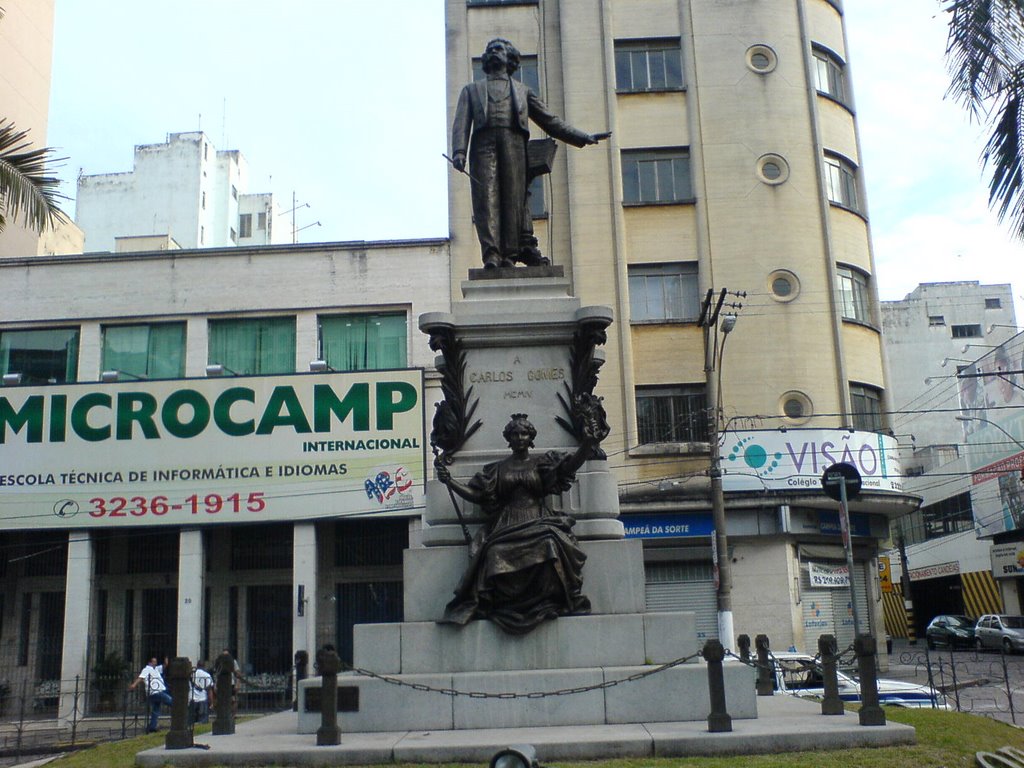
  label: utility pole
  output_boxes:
[699,287,744,650]
[896,521,917,644]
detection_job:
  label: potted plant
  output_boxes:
[91,652,130,712]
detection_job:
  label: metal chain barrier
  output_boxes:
[336,650,704,699]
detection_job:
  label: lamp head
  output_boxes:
[720,314,737,335]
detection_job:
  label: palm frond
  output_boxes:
[943,0,1024,115]
[0,119,69,234]
[942,1,1024,237]
[982,86,1024,228]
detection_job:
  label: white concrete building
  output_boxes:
[880,282,1018,635]
[0,238,449,719]
[884,282,1017,455]
[75,132,284,253]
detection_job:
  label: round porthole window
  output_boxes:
[746,45,778,74]
[780,391,813,424]
[767,269,800,302]
[757,154,790,185]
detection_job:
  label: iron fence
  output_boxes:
[895,645,1024,724]
[0,666,293,763]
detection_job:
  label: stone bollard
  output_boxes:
[164,657,193,749]
[293,650,309,712]
[737,634,751,663]
[818,634,844,716]
[755,634,774,696]
[212,651,235,735]
[854,634,886,726]
[316,648,341,746]
[703,639,732,733]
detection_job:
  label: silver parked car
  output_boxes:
[974,614,1024,653]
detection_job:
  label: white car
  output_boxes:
[770,652,948,709]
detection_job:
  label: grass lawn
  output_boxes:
[43,708,1024,768]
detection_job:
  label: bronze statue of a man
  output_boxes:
[451,38,608,269]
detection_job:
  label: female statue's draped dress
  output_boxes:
[441,451,591,634]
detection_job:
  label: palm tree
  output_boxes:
[944,0,1024,237]
[0,119,68,234]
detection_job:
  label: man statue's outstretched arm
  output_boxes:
[526,90,608,148]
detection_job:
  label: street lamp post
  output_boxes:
[955,414,1024,451]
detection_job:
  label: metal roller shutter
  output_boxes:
[800,560,871,656]
[644,561,718,642]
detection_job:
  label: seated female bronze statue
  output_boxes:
[435,412,603,634]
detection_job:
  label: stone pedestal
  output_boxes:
[295,271,759,735]
[419,272,623,546]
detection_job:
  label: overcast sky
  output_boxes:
[47,0,1023,318]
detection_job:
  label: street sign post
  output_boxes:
[822,462,863,639]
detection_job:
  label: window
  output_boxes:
[527,176,546,218]
[231,185,238,200]
[622,149,692,204]
[229,227,237,243]
[928,315,945,326]
[335,519,409,567]
[125,531,178,574]
[986,297,1003,309]
[18,594,30,666]
[849,383,883,432]
[231,524,292,570]
[102,323,185,380]
[636,385,708,444]
[239,213,252,238]
[0,327,79,384]
[247,585,292,674]
[257,212,267,230]
[201,191,206,210]
[746,45,777,74]
[812,46,848,104]
[473,55,540,94]
[628,263,700,322]
[837,266,871,323]
[320,313,407,371]
[615,39,683,92]
[952,324,982,339]
[22,531,68,577]
[208,316,296,375]
[824,154,859,211]
[898,492,974,546]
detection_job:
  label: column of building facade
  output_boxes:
[292,523,317,663]
[58,531,93,725]
[176,529,204,662]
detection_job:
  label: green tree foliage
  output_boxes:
[0,119,68,234]
[944,0,1024,237]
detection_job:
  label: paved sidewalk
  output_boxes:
[136,695,916,767]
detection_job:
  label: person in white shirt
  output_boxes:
[128,656,172,733]
[189,660,213,724]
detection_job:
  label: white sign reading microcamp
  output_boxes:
[0,370,425,529]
